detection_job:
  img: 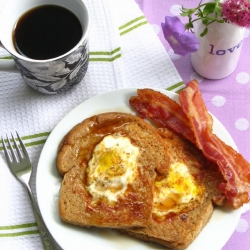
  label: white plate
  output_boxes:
[36,88,242,250]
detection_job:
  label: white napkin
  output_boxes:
[0,0,183,249]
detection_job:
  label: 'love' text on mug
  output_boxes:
[209,40,243,56]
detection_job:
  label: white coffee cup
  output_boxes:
[0,0,90,94]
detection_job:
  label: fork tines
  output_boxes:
[2,132,27,163]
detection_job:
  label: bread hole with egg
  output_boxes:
[57,112,169,228]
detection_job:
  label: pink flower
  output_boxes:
[221,0,250,27]
[161,16,199,56]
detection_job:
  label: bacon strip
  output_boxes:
[129,82,250,208]
[179,80,250,209]
[129,89,196,143]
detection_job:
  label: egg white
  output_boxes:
[153,162,204,216]
[86,135,139,203]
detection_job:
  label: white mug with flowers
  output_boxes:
[161,0,250,79]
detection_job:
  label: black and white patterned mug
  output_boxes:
[0,0,90,94]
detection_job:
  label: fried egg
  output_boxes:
[86,135,139,204]
[153,162,204,217]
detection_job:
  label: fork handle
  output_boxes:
[27,188,57,250]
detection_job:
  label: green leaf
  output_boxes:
[214,4,222,16]
[206,15,214,21]
[203,2,216,15]
[200,27,208,37]
[181,6,195,12]
[217,19,225,23]
[201,18,208,25]
[179,0,224,37]
[180,9,195,17]
[197,8,204,18]
[180,12,191,17]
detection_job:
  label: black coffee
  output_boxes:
[13,5,83,60]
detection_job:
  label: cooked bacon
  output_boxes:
[179,80,250,209]
[129,89,196,143]
[129,82,250,209]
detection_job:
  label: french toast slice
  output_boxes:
[57,112,169,228]
[119,127,225,250]
[120,197,213,250]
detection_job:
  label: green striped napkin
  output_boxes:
[0,0,183,249]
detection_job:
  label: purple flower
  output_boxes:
[161,16,199,56]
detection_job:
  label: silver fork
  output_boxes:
[1,132,57,250]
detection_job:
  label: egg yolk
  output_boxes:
[153,162,204,217]
[86,135,139,203]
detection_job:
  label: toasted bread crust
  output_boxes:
[57,112,169,228]
[119,127,225,249]
[57,112,169,176]
[119,198,213,250]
